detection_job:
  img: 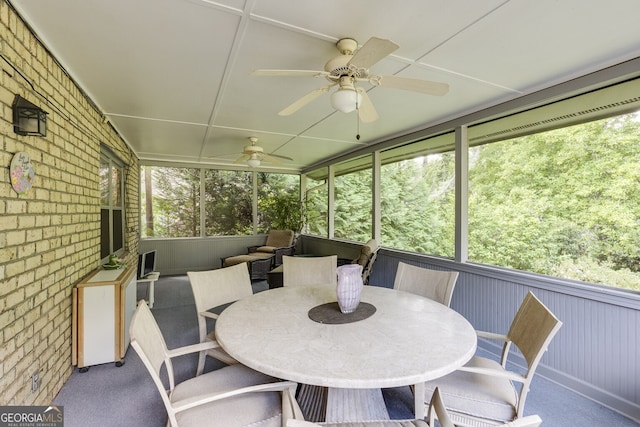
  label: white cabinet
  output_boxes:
[72,265,137,370]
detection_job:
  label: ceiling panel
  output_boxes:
[426,0,640,91]
[9,0,640,172]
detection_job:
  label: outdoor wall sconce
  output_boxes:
[13,95,48,137]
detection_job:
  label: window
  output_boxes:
[141,166,201,237]
[304,169,328,236]
[380,133,456,258]
[257,172,301,233]
[204,169,252,236]
[100,147,125,259]
[334,156,372,242]
[141,166,300,237]
[468,112,640,291]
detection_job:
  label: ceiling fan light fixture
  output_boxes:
[247,153,261,167]
[330,87,362,113]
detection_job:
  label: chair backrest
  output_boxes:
[188,263,254,341]
[504,291,562,416]
[188,263,253,312]
[129,302,177,409]
[354,239,379,285]
[282,255,337,287]
[392,262,459,307]
[264,229,295,249]
[428,386,542,427]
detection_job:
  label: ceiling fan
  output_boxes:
[251,37,449,123]
[233,137,293,167]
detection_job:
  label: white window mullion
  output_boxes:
[455,125,468,262]
[328,165,335,239]
[372,151,381,243]
[252,171,258,234]
[199,168,206,237]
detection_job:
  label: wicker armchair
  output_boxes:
[222,230,295,280]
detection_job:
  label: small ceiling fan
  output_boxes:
[251,37,449,123]
[233,137,293,167]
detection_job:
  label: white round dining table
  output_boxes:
[215,284,477,420]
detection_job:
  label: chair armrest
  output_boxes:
[173,380,299,413]
[137,272,160,282]
[199,311,219,320]
[274,245,295,265]
[247,245,261,253]
[166,341,220,359]
[476,330,509,342]
[274,245,295,256]
[457,365,526,384]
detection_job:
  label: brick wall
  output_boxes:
[0,3,139,404]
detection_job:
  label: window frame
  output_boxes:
[100,145,125,261]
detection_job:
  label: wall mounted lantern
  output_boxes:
[13,95,48,137]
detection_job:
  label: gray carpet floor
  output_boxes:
[52,275,639,426]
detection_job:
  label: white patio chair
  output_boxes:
[282,255,337,287]
[129,301,303,427]
[422,292,562,426]
[187,263,254,375]
[393,262,459,307]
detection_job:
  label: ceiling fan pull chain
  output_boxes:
[356,95,361,140]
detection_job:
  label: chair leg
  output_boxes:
[196,351,206,376]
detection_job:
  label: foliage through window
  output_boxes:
[204,169,252,236]
[304,171,328,237]
[141,166,201,237]
[468,112,640,291]
[334,165,372,242]
[257,173,302,233]
[380,136,456,258]
[141,166,300,237]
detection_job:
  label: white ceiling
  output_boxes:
[10,0,640,172]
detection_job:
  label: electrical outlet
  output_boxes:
[31,370,41,392]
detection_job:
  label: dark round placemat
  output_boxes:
[308,302,376,324]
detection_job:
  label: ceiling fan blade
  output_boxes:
[278,84,335,116]
[348,37,399,70]
[356,87,379,123]
[261,153,284,166]
[251,69,329,78]
[369,74,449,96]
[234,154,250,164]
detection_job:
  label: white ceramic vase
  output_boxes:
[336,264,364,314]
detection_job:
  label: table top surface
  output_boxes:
[215,285,477,389]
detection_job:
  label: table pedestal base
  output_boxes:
[296,384,390,423]
[327,388,390,422]
[296,384,327,422]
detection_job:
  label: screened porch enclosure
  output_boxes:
[137,63,640,423]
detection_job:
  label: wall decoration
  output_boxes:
[10,151,35,195]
